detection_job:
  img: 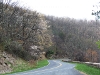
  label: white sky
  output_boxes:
[12,0,100,20]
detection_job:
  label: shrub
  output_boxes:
[45,50,54,58]
[4,41,33,61]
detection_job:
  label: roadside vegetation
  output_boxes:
[35,59,49,69]
[12,59,49,73]
[75,63,100,75]
[1,59,48,75]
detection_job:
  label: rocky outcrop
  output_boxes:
[0,51,16,74]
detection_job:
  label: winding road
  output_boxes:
[9,60,84,75]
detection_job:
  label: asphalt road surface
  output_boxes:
[9,60,84,75]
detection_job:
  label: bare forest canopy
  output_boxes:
[0,0,52,61]
[0,0,100,63]
[45,16,100,62]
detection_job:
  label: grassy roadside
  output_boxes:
[34,59,49,69]
[1,59,49,75]
[74,63,100,75]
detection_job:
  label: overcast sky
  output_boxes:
[12,0,100,20]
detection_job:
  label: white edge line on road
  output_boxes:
[53,60,62,68]
[14,60,62,75]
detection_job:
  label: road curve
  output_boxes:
[9,60,84,75]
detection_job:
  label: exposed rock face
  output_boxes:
[0,51,16,74]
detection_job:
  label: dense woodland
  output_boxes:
[0,0,100,63]
[45,16,100,62]
[0,0,52,61]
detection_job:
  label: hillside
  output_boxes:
[0,1,52,74]
[45,16,100,62]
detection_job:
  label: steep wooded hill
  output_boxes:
[45,16,100,62]
[0,1,52,74]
